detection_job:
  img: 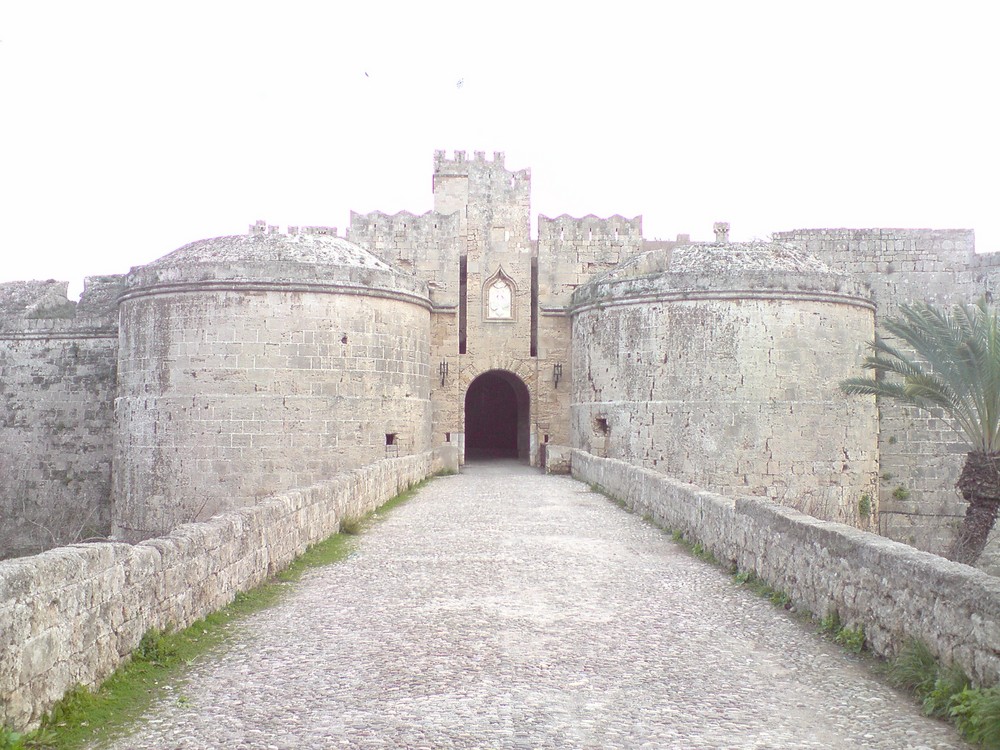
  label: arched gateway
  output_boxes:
[464,370,531,461]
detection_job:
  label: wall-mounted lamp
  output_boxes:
[439,359,449,386]
[553,363,563,388]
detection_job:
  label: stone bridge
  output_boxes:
[104,462,967,749]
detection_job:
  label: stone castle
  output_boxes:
[3,150,1000,566]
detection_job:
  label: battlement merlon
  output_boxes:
[249,220,340,238]
[432,152,531,221]
[434,149,506,170]
[348,210,462,239]
[432,151,529,188]
[538,214,643,241]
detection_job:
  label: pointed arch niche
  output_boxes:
[483,266,516,322]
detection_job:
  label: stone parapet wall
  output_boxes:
[772,228,980,284]
[572,451,1000,687]
[537,215,643,308]
[0,451,440,731]
[349,210,461,308]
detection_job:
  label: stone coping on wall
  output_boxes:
[117,278,433,311]
[123,234,430,307]
[570,450,1000,687]
[0,451,442,731]
[570,270,874,313]
[0,324,118,340]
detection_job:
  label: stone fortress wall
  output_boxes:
[429,151,540,458]
[775,229,1000,561]
[569,237,879,527]
[537,214,644,307]
[113,225,434,542]
[351,151,574,461]
[3,155,1000,562]
[535,214,648,455]
[348,210,462,308]
[348,209,464,454]
[0,277,124,558]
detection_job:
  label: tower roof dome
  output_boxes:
[670,240,832,274]
[123,224,428,304]
[143,226,394,274]
[572,237,871,310]
[595,240,832,284]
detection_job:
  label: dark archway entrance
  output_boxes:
[464,370,530,461]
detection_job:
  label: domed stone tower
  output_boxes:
[570,228,878,526]
[113,224,432,542]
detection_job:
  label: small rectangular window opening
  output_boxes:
[385,433,397,446]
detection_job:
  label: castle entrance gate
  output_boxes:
[464,370,530,461]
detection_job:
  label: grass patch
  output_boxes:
[5,475,436,749]
[377,476,432,515]
[951,687,1000,748]
[659,526,721,566]
[834,625,866,654]
[881,640,1000,745]
[818,610,865,652]
[925,664,972,719]
[1,728,32,749]
[337,517,366,536]
[274,534,352,584]
[885,638,938,696]
[688,541,718,566]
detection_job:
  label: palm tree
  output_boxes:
[841,299,1000,565]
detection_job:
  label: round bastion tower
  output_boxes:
[113,223,432,542]
[570,227,879,527]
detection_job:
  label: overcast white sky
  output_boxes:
[2,1,997,298]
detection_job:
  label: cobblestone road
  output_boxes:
[105,462,969,749]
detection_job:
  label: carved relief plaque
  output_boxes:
[486,277,512,319]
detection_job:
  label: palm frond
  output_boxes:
[840,376,910,401]
[841,298,1000,452]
